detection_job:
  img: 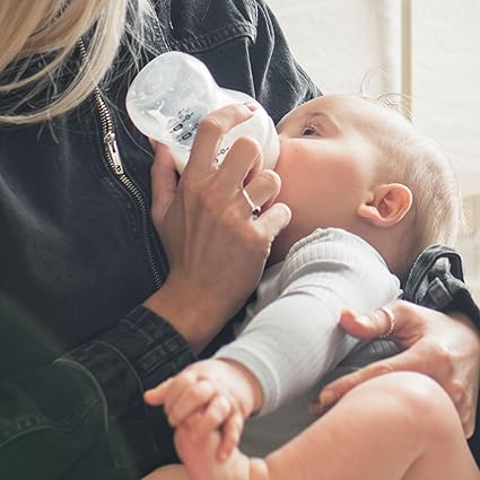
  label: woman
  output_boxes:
[0,1,478,479]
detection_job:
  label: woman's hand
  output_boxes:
[314,300,480,438]
[144,104,291,353]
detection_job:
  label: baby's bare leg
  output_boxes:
[177,372,479,480]
[174,425,266,480]
[142,464,190,480]
[264,372,478,480]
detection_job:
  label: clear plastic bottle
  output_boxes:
[126,51,280,174]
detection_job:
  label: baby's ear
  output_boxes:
[357,183,413,228]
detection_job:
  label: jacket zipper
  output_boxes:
[78,41,165,289]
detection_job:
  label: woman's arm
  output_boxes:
[0,2,320,478]
[0,305,196,480]
[145,104,291,354]
[315,303,480,439]
[0,105,289,479]
[0,106,290,480]
[314,245,480,443]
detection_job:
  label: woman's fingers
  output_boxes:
[149,102,289,349]
[311,350,422,415]
[185,103,257,177]
[216,136,263,192]
[241,169,282,214]
[217,137,282,218]
[320,301,480,437]
[151,104,260,225]
[254,202,292,239]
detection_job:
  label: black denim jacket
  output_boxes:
[0,1,319,479]
[0,1,477,478]
[403,245,480,462]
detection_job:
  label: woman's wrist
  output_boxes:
[143,279,229,354]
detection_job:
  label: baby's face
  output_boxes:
[270,95,386,261]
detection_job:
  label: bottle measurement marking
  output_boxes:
[167,108,201,146]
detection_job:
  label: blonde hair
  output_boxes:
[0,0,155,124]
[365,96,463,271]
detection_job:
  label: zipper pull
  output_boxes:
[105,132,124,175]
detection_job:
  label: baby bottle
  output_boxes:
[126,51,280,174]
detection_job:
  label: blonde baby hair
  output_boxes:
[363,95,463,273]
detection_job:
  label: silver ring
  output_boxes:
[378,306,395,338]
[251,205,262,219]
[242,189,262,219]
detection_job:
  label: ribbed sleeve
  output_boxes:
[215,228,401,415]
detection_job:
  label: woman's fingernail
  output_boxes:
[352,315,372,329]
[244,101,259,112]
[320,390,336,407]
[461,409,471,424]
[310,391,338,416]
[452,394,462,404]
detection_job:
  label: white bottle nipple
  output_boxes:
[126,51,280,174]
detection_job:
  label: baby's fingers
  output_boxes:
[168,379,217,427]
[218,411,244,461]
[195,393,233,439]
[144,378,174,406]
[144,370,203,417]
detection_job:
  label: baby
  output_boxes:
[143,94,469,480]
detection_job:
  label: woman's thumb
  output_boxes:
[340,301,423,348]
[339,306,397,340]
[339,308,387,339]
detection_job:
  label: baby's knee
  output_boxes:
[362,372,459,437]
[378,371,446,405]
[142,464,189,480]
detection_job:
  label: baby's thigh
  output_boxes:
[143,464,189,480]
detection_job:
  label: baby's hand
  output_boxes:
[145,359,262,460]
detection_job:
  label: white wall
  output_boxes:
[268,0,480,192]
[268,0,401,95]
[411,0,480,197]
[268,0,480,298]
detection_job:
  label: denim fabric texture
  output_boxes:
[404,244,480,325]
[0,1,319,478]
[403,245,480,463]
[0,0,478,477]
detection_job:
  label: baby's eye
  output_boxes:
[302,125,319,136]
